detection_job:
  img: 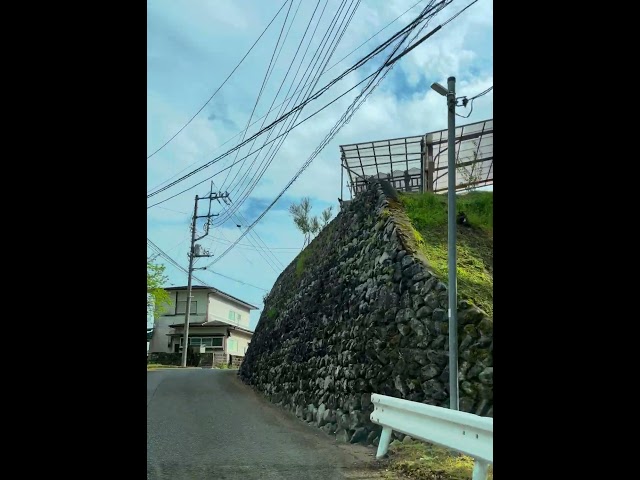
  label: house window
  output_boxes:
[227,339,238,353]
[176,301,197,315]
[179,337,223,347]
[228,310,236,321]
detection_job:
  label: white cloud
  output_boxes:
[147,0,493,330]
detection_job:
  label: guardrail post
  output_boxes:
[472,459,489,480]
[376,426,393,459]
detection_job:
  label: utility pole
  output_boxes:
[180,185,230,367]
[446,76,459,411]
[430,76,459,410]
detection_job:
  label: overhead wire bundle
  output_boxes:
[205,0,463,268]
[147,238,208,286]
[146,1,444,205]
[148,0,482,273]
[146,0,291,161]
[213,0,362,226]
[217,0,301,193]
[456,84,493,118]
[146,0,426,196]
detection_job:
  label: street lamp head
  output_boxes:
[430,82,448,96]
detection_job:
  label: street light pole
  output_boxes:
[446,76,459,411]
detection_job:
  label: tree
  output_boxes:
[147,260,171,318]
[457,139,482,190]
[289,197,333,247]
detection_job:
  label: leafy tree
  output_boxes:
[147,260,171,318]
[289,197,333,247]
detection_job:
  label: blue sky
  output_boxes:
[147,0,493,330]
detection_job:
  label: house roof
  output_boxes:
[202,320,254,335]
[163,285,259,310]
[168,320,254,335]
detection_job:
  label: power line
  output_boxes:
[235,227,282,273]
[146,70,378,209]
[147,0,425,195]
[455,100,474,118]
[215,0,349,200]
[219,0,297,191]
[204,270,270,292]
[440,0,477,26]
[154,206,190,215]
[469,85,493,100]
[146,0,290,160]
[208,228,255,269]
[209,237,301,251]
[207,14,423,264]
[146,4,436,201]
[218,0,327,196]
[206,0,472,267]
[214,0,429,227]
[147,238,208,285]
[234,210,286,269]
[322,0,425,75]
[455,85,492,118]
[215,0,360,225]
[209,181,284,272]
[148,238,265,309]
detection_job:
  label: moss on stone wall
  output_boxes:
[239,182,493,447]
[398,191,493,316]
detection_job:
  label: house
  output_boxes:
[149,285,258,366]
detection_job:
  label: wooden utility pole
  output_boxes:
[180,187,230,367]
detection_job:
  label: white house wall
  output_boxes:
[168,326,229,352]
[208,293,251,329]
[228,329,252,357]
[150,289,209,353]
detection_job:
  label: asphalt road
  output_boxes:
[147,369,391,480]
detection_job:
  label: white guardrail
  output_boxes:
[370,394,493,480]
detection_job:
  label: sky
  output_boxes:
[147,0,493,330]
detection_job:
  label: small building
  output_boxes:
[149,285,257,366]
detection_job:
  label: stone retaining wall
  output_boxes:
[239,181,493,445]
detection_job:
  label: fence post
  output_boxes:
[426,144,434,192]
[376,426,393,459]
[472,459,489,480]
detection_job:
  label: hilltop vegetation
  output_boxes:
[397,190,493,316]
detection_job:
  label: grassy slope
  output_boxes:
[398,190,493,317]
[388,442,493,480]
[382,191,493,479]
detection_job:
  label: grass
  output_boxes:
[388,441,493,480]
[296,248,312,277]
[398,191,493,316]
[147,363,180,370]
[399,191,493,233]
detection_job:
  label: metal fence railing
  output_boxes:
[370,393,493,480]
[340,119,493,197]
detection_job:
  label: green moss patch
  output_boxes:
[295,248,312,278]
[398,191,493,316]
